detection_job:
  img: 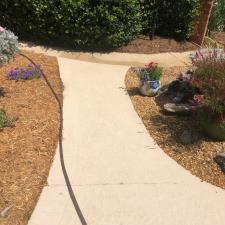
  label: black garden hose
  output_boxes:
[19,52,88,225]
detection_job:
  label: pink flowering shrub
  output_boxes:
[191,48,225,123]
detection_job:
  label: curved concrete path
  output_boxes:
[28,58,225,225]
[20,42,191,67]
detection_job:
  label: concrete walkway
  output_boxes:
[20,42,191,67]
[28,57,225,225]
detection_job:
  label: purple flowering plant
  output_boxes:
[8,64,42,81]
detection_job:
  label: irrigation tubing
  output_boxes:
[19,53,88,225]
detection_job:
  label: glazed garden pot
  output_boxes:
[201,120,225,141]
[139,80,161,97]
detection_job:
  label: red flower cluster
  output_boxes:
[145,62,159,71]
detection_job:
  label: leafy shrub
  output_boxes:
[8,64,42,81]
[137,62,163,81]
[0,109,15,129]
[0,26,19,66]
[190,49,225,122]
[0,0,142,50]
[0,0,199,49]
[208,0,225,33]
[139,0,156,36]
[140,0,200,39]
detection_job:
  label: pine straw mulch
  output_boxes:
[125,67,225,190]
[0,50,63,225]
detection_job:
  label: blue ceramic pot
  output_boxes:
[139,80,161,97]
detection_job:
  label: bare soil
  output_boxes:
[0,51,62,225]
[125,67,225,190]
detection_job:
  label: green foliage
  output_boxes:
[139,0,156,35]
[140,0,200,39]
[0,0,142,50]
[0,109,15,129]
[191,49,225,117]
[137,62,163,81]
[0,0,199,49]
[0,27,19,66]
[208,0,225,33]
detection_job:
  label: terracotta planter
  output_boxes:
[139,80,161,97]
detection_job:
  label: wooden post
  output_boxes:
[191,0,214,46]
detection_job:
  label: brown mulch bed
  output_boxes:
[0,51,63,225]
[125,67,225,190]
[116,35,198,54]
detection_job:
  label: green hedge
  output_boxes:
[140,0,200,39]
[0,0,142,49]
[0,0,199,49]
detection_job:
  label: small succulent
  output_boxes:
[0,26,19,66]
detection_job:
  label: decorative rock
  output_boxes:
[180,130,196,145]
[166,79,199,103]
[180,67,196,81]
[172,92,185,103]
[164,103,192,115]
[214,153,225,174]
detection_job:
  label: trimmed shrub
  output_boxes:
[139,0,156,36]
[140,0,200,39]
[0,0,142,50]
[0,0,199,49]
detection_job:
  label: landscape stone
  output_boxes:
[214,153,225,174]
[179,130,200,145]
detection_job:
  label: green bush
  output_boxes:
[208,0,225,33]
[0,0,142,50]
[139,0,156,36]
[140,0,200,39]
[0,0,199,49]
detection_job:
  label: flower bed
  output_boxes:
[125,66,225,190]
[0,51,62,225]
[191,49,225,140]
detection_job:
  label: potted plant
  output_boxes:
[191,48,225,140]
[137,62,163,96]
